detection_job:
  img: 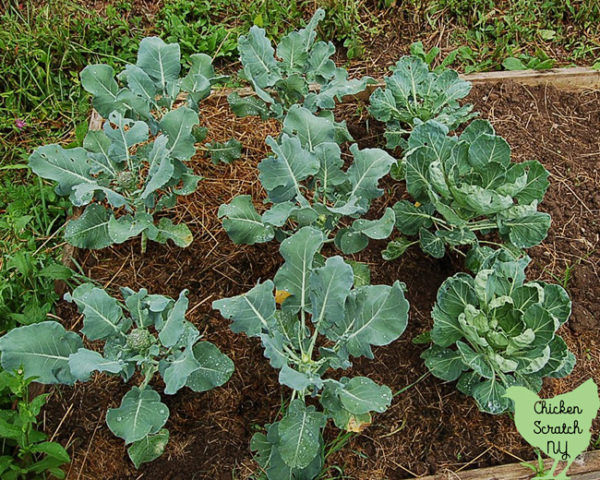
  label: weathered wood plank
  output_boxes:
[403,449,600,480]
[463,67,600,90]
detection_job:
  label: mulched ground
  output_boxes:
[45,81,600,479]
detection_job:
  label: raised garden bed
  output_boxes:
[39,77,600,479]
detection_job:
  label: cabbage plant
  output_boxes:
[383,119,551,260]
[29,37,238,251]
[369,55,476,149]
[213,227,409,478]
[219,106,396,255]
[228,9,370,138]
[421,248,574,414]
[0,284,234,468]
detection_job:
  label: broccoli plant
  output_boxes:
[369,55,476,149]
[383,119,551,260]
[213,227,409,478]
[219,106,396,255]
[0,284,234,468]
[227,9,371,139]
[29,37,238,251]
[420,248,574,414]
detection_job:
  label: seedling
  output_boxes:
[228,8,372,140]
[369,54,476,149]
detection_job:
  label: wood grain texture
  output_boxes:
[402,449,600,480]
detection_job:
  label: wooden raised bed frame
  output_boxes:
[67,67,599,479]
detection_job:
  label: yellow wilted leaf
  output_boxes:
[414,201,422,207]
[346,414,372,433]
[275,290,291,304]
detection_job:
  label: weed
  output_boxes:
[426,0,600,71]
[0,370,70,479]
[0,175,73,332]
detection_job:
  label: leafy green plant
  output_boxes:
[521,448,551,477]
[421,248,574,414]
[219,106,396,254]
[156,0,238,60]
[502,51,556,71]
[213,227,409,478]
[0,284,234,468]
[0,370,70,479]
[383,119,550,260]
[227,9,372,127]
[0,251,72,331]
[408,42,460,70]
[0,178,73,331]
[369,55,476,149]
[28,36,237,251]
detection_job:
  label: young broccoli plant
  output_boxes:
[29,37,238,251]
[421,248,574,415]
[219,106,396,255]
[369,54,476,149]
[213,227,409,478]
[383,119,550,260]
[0,284,234,468]
[228,9,371,137]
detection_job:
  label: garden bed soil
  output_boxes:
[46,81,600,479]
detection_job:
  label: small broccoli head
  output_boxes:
[126,328,156,351]
[115,171,137,191]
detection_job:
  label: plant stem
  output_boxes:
[467,222,496,231]
[298,309,306,358]
[140,364,158,390]
[141,230,147,254]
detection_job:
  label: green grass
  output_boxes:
[0,174,74,333]
[155,0,374,62]
[0,0,148,164]
[424,0,600,72]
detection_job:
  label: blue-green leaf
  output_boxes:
[278,400,325,469]
[274,227,324,313]
[106,387,169,444]
[127,429,169,468]
[0,321,82,385]
[65,283,125,340]
[219,195,274,245]
[213,280,276,337]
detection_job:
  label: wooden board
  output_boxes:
[403,449,600,480]
[463,67,600,91]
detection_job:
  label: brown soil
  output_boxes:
[45,83,600,479]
